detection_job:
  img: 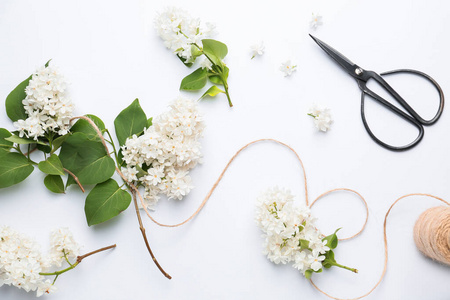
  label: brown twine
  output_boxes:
[414,205,450,266]
[72,116,450,297]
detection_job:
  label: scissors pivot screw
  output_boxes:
[355,68,363,76]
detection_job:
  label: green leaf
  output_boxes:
[51,134,69,153]
[0,128,13,153]
[200,85,225,100]
[44,174,65,193]
[202,39,228,66]
[117,148,124,167]
[114,99,147,146]
[70,114,105,141]
[38,154,65,175]
[45,59,51,67]
[0,152,34,188]
[191,45,203,60]
[85,179,132,226]
[146,117,153,129]
[305,269,313,279]
[36,144,51,153]
[323,250,336,269]
[5,134,47,146]
[59,132,115,186]
[323,228,341,250]
[326,249,335,261]
[135,164,148,179]
[299,239,310,250]
[208,66,229,85]
[5,76,30,122]
[180,67,208,91]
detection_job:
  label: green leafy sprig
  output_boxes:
[179,39,233,107]
[305,229,358,279]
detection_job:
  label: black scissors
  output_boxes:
[310,35,444,151]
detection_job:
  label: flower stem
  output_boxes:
[64,168,85,193]
[39,244,116,277]
[105,129,121,167]
[39,262,79,276]
[192,43,215,66]
[332,262,358,273]
[17,146,38,165]
[63,250,74,267]
[221,77,233,107]
[76,244,116,263]
[130,189,172,279]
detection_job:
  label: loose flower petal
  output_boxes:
[310,13,323,30]
[280,60,297,77]
[308,104,333,132]
[250,41,265,59]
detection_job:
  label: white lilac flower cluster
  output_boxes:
[255,187,330,276]
[121,97,205,210]
[13,64,74,140]
[155,7,215,64]
[0,227,80,297]
[308,104,333,132]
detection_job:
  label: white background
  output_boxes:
[1,0,450,299]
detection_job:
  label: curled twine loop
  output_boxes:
[73,116,450,298]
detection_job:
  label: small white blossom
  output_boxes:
[13,64,74,140]
[310,13,323,30]
[155,7,215,63]
[309,253,325,271]
[36,280,57,297]
[121,96,204,210]
[122,166,139,182]
[250,41,265,59]
[308,104,333,132]
[280,60,297,77]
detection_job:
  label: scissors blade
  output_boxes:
[309,34,359,78]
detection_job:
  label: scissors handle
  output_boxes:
[380,69,445,125]
[360,90,424,151]
[357,70,428,151]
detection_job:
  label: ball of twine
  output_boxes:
[414,206,450,266]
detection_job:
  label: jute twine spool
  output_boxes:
[77,116,450,299]
[414,206,450,266]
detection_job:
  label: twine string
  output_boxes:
[140,138,311,227]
